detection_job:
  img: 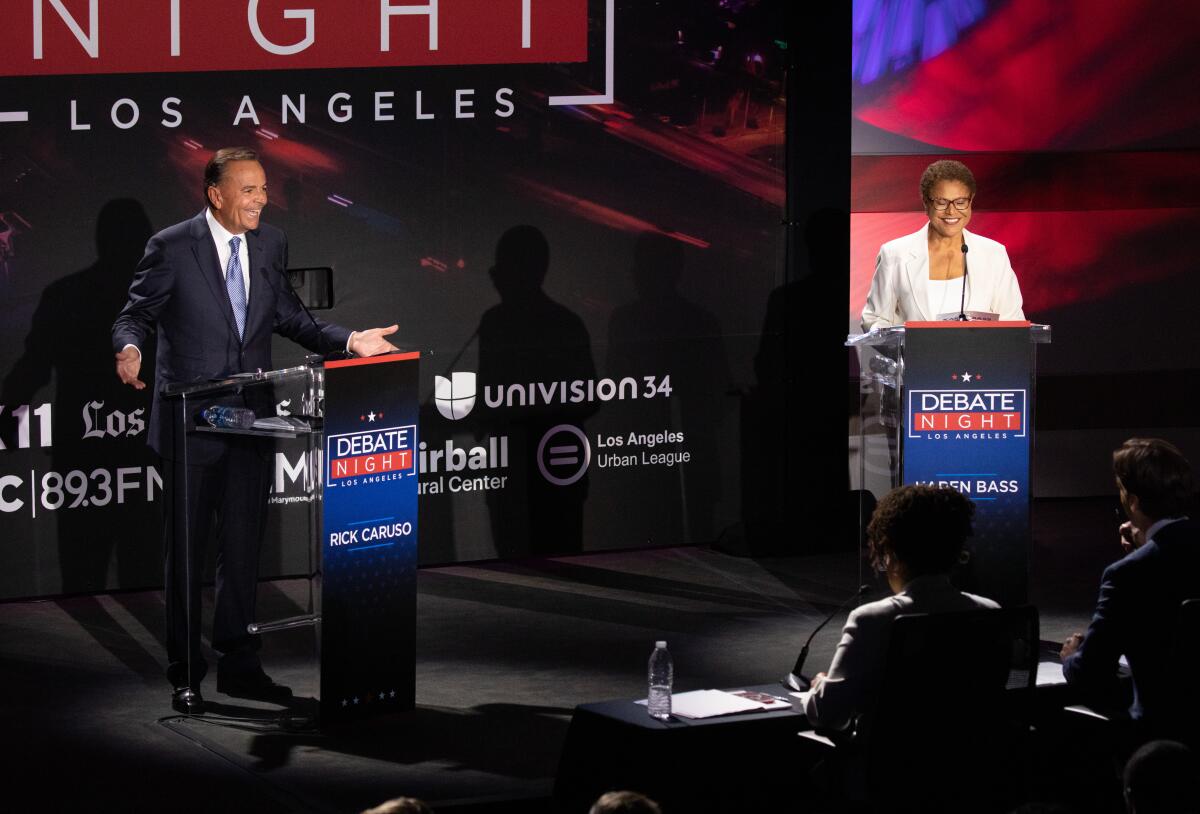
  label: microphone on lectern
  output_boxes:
[957,242,970,321]
[781,584,872,691]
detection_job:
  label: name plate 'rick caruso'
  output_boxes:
[321,351,420,723]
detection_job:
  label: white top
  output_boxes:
[926,276,965,319]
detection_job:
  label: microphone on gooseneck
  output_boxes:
[272,266,336,357]
[782,584,872,691]
[957,242,970,321]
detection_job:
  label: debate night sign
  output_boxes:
[901,324,1034,606]
[321,352,420,721]
[0,0,587,76]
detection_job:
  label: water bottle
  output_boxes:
[647,640,673,720]
[202,405,256,429]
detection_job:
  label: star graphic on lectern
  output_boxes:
[367,411,377,422]
[961,372,973,383]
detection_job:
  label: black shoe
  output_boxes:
[171,686,206,715]
[216,665,293,702]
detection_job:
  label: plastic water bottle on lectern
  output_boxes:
[647,640,673,720]
[201,405,256,429]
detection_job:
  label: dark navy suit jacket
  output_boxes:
[112,210,350,461]
[1063,518,1200,727]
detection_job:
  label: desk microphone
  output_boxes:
[956,242,970,321]
[782,584,872,691]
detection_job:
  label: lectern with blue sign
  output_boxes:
[166,351,419,727]
[848,322,1050,606]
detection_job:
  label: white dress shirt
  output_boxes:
[205,207,251,297]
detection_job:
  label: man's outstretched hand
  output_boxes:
[115,346,145,390]
[349,324,400,357]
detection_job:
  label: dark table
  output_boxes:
[553,683,811,813]
[552,659,1117,813]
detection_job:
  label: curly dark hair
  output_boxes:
[1113,438,1197,520]
[919,159,977,204]
[867,485,974,577]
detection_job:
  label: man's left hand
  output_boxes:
[349,324,400,357]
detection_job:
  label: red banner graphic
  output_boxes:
[913,412,1023,432]
[330,450,414,480]
[0,0,587,77]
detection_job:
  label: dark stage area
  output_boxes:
[1,497,1114,813]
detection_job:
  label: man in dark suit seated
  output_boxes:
[112,147,399,714]
[1061,437,1200,741]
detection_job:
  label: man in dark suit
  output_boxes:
[112,147,398,714]
[1061,437,1200,739]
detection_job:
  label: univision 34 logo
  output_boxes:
[434,372,477,421]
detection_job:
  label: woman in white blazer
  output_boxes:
[861,160,1025,331]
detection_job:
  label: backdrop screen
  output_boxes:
[0,0,787,598]
[850,0,1200,380]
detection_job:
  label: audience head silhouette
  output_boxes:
[589,790,663,814]
[1124,740,1200,814]
[360,797,433,814]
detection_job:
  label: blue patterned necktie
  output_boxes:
[226,236,247,339]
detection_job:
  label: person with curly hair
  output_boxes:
[861,159,1025,330]
[803,484,999,730]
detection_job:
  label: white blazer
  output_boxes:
[861,226,1025,331]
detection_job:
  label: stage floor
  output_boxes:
[0,498,1113,812]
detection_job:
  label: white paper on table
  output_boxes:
[671,690,766,719]
[1036,660,1068,686]
[634,689,766,719]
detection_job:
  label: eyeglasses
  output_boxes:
[928,197,973,212]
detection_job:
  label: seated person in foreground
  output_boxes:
[1061,438,1200,737]
[804,484,998,730]
[590,790,662,814]
[1123,739,1200,814]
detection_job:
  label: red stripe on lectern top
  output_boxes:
[326,351,420,369]
[904,321,1032,329]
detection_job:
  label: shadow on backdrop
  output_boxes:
[1,198,160,594]
[473,225,597,557]
[741,207,859,556]
[606,231,733,545]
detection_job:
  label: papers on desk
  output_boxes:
[1036,653,1131,687]
[636,689,793,719]
[1036,660,1068,686]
